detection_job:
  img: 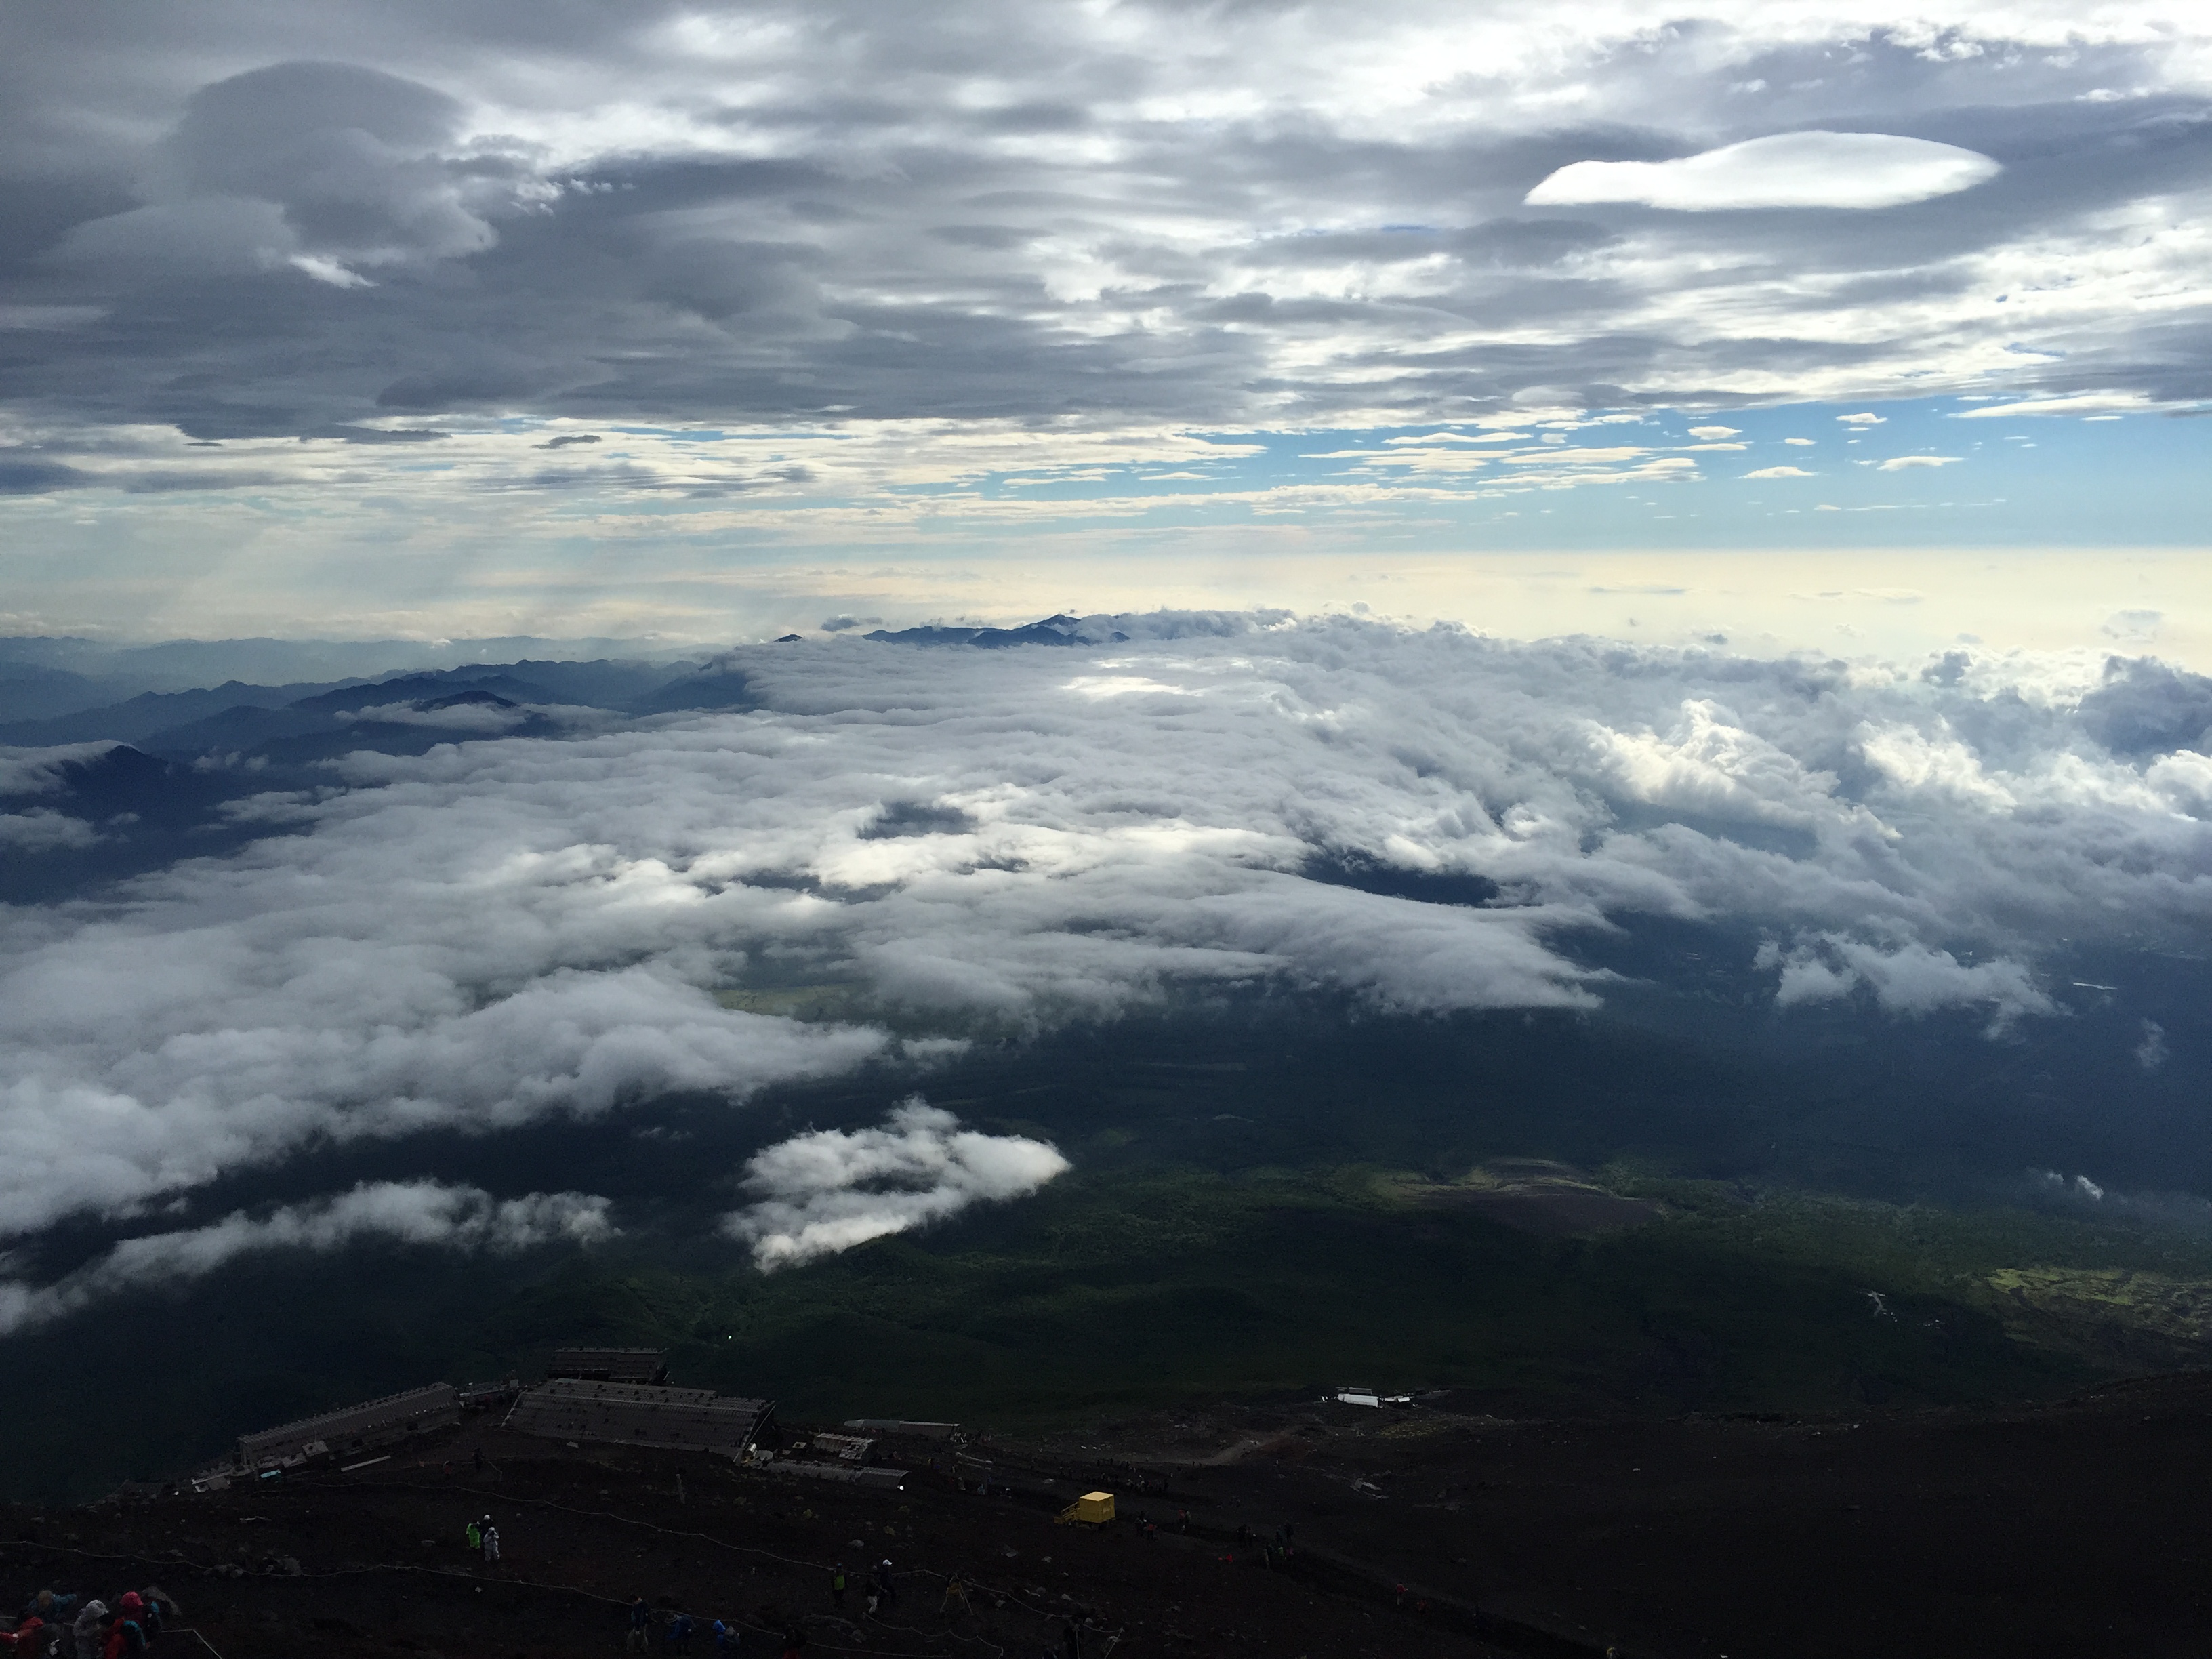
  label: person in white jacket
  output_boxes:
[69,1601,105,1659]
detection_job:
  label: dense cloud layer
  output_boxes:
[725,1099,1069,1269]
[2,617,2208,1266]
[1,1,2208,468]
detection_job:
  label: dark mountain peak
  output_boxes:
[54,743,171,792]
[290,674,454,713]
[419,688,518,712]
[863,615,1086,649]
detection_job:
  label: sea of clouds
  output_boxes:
[2,614,2209,1319]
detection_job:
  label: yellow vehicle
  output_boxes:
[1054,1491,1115,1525]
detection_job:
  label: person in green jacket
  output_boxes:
[465,1519,483,1553]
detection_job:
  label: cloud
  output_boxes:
[1954,393,2159,419]
[1525,132,2000,212]
[50,62,514,288]
[1837,414,1887,426]
[1877,455,1963,470]
[1744,466,1816,478]
[1687,426,1741,441]
[0,1180,613,1336]
[0,809,101,852]
[1759,935,2055,1033]
[2137,1019,2170,1073]
[2,617,2210,1248]
[723,1099,1068,1269]
[2102,609,2165,645]
[0,743,131,795]
[0,5,2203,474]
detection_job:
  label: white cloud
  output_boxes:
[2147,747,2212,817]
[1525,132,1999,212]
[1761,935,2055,1033]
[2137,1019,2170,1072]
[2104,609,2164,643]
[1687,426,1741,441]
[1744,465,1816,478]
[0,809,100,851]
[1837,413,1887,426]
[1877,455,1963,470]
[0,743,126,796]
[723,1099,1068,1269]
[1954,393,2160,419]
[0,1180,613,1336]
[1784,438,1816,446]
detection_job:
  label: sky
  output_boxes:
[1,1,2209,657]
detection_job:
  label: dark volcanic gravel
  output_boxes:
[9,1373,2212,1658]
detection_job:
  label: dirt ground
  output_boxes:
[9,1372,2212,1658]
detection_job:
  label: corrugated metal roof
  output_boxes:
[504,1378,773,1456]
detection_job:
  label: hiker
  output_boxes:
[1061,1616,1082,1659]
[140,1589,178,1641]
[862,1590,878,1620]
[112,1597,152,1656]
[828,1568,846,1609]
[777,1626,806,1659]
[23,1594,75,1631]
[465,1519,483,1553]
[481,1523,501,1563]
[939,1572,968,1616]
[626,1597,652,1654]
[872,1561,895,1609]
[100,1602,146,1659]
[473,1448,486,1474]
[710,1619,735,1654]
[665,1612,694,1655]
[71,1601,107,1659]
[3,1614,43,1655]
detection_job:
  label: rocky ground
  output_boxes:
[7,1371,2212,1658]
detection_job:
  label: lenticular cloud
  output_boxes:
[1,615,2209,1251]
[724,1099,1070,1270]
[1526,132,2000,212]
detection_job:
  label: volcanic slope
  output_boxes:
[16,1374,2212,1658]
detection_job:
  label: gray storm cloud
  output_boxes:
[0,617,2208,1248]
[0,1180,615,1336]
[722,1099,1070,1270]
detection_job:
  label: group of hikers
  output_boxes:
[4,1589,176,1659]
[624,1593,807,1658]
[615,1558,924,1658]
[825,1557,901,1620]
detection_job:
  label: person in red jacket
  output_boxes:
[3,1615,43,1654]
[100,1607,145,1659]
